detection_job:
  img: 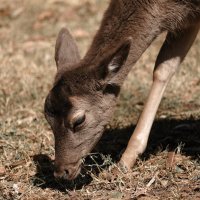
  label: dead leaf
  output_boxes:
[146,172,159,188]
[73,29,89,39]
[37,10,54,21]
[33,22,43,30]
[11,7,24,18]
[0,166,6,175]
[9,160,26,169]
[0,6,10,17]
[166,151,176,170]
[109,191,123,199]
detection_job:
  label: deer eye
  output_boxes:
[74,115,85,128]
[69,111,86,132]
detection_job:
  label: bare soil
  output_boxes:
[0,0,200,199]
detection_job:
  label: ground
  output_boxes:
[0,0,200,199]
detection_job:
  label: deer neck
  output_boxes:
[83,1,161,81]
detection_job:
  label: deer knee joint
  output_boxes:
[153,57,180,83]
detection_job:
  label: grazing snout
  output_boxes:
[54,160,82,180]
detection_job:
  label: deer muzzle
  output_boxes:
[54,159,82,180]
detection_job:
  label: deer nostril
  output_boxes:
[65,169,69,176]
[54,169,69,179]
[62,169,70,179]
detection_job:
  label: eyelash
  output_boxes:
[71,115,86,132]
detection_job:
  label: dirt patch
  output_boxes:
[0,0,200,199]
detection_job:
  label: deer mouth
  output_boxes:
[64,165,81,180]
[54,160,82,180]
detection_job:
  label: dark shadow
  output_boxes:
[32,118,200,191]
[98,118,200,162]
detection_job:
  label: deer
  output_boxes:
[44,0,200,180]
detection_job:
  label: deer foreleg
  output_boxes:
[119,24,200,170]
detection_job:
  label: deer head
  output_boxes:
[44,28,131,180]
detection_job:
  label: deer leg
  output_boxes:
[119,24,200,170]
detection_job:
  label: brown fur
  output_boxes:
[44,0,200,180]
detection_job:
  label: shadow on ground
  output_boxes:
[32,118,200,191]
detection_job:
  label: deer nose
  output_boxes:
[54,168,69,179]
[54,163,81,180]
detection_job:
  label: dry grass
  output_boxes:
[0,0,200,199]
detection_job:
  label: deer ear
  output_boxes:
[97,37,132,82]
[55,28,80,70]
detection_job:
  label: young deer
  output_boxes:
[44,0,200,180]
